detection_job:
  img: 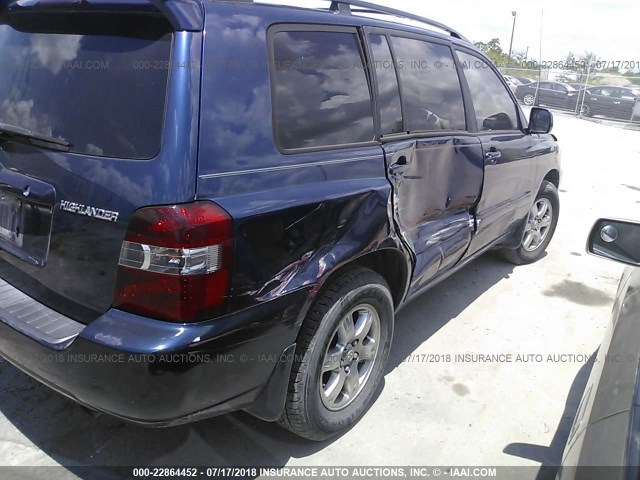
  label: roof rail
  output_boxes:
[329,0,469,42]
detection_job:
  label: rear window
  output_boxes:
[0,21,171,159]
[271,28,375,151]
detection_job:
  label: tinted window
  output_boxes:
[0,24,171,159]
[620,89,637,100]
[369,34,403,135]
[391,37,465,132]
[271,30,375,150]
[457,52,519,131]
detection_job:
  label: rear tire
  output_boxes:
[500,180,560,265]
[278,267,394,441]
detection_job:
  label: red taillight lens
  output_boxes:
[113,202,232,323]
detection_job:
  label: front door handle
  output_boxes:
[485,150,502,165]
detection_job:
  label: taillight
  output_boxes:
[113,202,232,323]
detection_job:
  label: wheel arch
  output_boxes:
[316,248,411,311]
[543,169,560,189]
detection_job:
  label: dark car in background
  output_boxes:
[0,0,561,441]
[515,81,579,109]
[558,219,640,479]
[578,86,639,121]
[514,76,535,85]
[569,83,592,91]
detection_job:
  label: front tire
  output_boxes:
[278,267,394,441]
[500,180,560,265]
[580,103,593,117]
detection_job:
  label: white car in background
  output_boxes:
[503,74,521,93]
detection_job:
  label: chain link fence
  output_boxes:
[498,66,640,128]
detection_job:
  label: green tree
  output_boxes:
[474,38,509,66]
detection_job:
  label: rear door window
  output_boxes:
[0,20,171,159]
[368,34,403,136]
[270,28,375,151]
[457,51,519,131]
[390,36,466,132]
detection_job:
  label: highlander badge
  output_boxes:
[59,200,119,223]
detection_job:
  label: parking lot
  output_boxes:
[0,111,639,478]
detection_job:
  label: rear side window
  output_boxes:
[0,21,171,159]
[457,51,519,131]
[271,29,375,151]
[390,36,466,132]
[368,34,403,135]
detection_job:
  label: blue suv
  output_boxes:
[0,0,561,440]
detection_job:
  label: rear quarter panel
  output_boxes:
[196,4,410,315]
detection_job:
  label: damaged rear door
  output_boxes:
[367,32,484,294]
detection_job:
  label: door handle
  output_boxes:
[485,150,502,164]
[613,101,621,105]
[389,155,411,174]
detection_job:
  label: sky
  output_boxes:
[259,0,639,69]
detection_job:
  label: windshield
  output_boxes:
[0,23,171,159]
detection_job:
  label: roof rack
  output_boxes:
[328,0,470,42]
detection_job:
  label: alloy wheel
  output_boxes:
[320,304,381,411]
[523,198,553,252]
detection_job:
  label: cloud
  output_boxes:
[29,34,81,75]
[0,99,53,136]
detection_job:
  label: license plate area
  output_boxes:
[0,180,54,267]
[0,193,25,247]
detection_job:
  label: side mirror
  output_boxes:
[529,107,553,134]
[483,112,515,130]
[587,219,640,267]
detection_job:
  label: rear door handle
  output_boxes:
[389,155,411,174]
[485,150,502,164]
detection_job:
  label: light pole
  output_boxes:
[508,11,517,64]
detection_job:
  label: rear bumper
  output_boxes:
[0,286,310,426]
